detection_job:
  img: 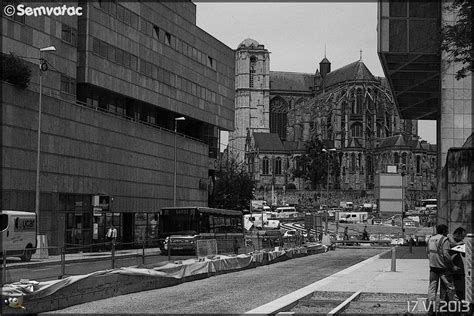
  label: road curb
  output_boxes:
[245,247,393,315]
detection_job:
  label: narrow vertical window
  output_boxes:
[249,56,257,88]
[262,157,269,175]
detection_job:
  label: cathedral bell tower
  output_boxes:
[229,38,270,160]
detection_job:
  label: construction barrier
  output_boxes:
[466,233,473,304]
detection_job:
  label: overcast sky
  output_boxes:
[195,1,437,144]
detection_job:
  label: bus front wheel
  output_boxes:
[21,244,34,262]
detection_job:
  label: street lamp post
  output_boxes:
[35,46,56,236]
[322,148,336,235]
[173,117,185,206]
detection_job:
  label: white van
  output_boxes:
[272,206,302,221]
[0,210,37,261]
[339,212,369,224]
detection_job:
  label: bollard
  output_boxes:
[60,247,65,279]
[391,247,396,272]
[409,238,413,254]
[2,252,7,285]
[111,242,116,269]
[142,239,145,264]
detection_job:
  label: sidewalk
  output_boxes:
[247,247,429,314]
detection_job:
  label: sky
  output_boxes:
[194,1,437,145]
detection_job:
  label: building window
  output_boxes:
[165,32,171,45]
[92,38,100,55]
[98,0,116,15]
[356,88,363,114]
[249,56,257,88]
[60,75,76,95]
[416,155,421,174]
[376,123,384,138]
[99,40,108,58]
[394,152,400,164]
[262,157,270,175]
[350,123,363,138]
[270,97,288,140]
[61,24,77,46]
[274,158,282,175]
[402,152,407,165]
[207,56,214,68]
[7,10,26,23]
[153,25,160,40]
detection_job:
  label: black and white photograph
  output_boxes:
[1,0,472,314]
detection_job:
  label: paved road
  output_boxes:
[45,248,384,314]
[3,254,192,283]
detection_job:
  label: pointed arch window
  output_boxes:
[262,156,270,175]
[356,88,363,114]
[367,155,373,174]
[376,123,384,138]
[270,97,288,140]
[274,157,282,175]
[402,152,407,165]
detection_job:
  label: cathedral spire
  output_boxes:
[360,49,363,61]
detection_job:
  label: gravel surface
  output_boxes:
[44,248,383,314]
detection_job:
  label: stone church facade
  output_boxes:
[228,38,436,201]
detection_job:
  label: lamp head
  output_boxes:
[175,117,186,121]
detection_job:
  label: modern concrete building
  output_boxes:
[1,1,234,249]
[377,0,473,232]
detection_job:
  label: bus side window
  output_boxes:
[15,217,19,229]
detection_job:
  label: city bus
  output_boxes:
[158,207,244,254]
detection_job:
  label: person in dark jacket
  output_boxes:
[449,227,466,300]
[427,224,458,313]
[362,226,369,240]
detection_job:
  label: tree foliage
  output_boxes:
[1,53,32,88]
[291,138,340,190]
[441,0,472,80]
[209,152,256,211]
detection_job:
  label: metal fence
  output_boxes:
[1,240,163,285]
[1,235,305,285]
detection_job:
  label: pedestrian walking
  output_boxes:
[106,224,118,245]
[343,226,349,245]
[427,224,458,314]
[362,226,369,240]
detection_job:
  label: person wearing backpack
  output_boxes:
[427,224,458,313]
